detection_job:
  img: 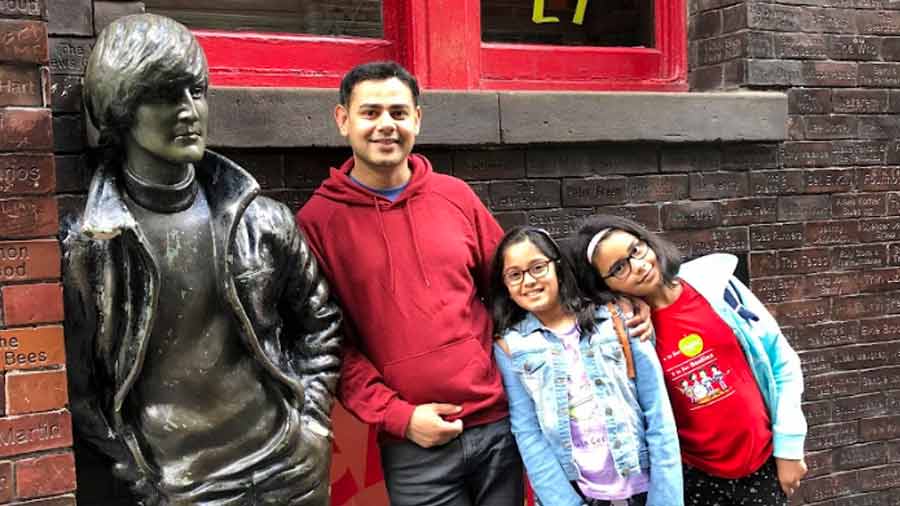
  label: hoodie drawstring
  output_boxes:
[374,197,397,293]
[404,198,431,288]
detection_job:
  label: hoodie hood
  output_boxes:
[310,154,435,292]
[312,153,433,207]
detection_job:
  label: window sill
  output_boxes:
[207,87,787,148]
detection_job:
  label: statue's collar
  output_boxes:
[81,151,259,240]
[122,163,199,213]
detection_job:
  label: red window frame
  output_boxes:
[198,0,686,91]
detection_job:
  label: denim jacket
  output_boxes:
[494,305,683,506]
[679,254,807,460]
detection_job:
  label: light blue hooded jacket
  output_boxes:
[678,253,807,460]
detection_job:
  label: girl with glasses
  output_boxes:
[489,226,683,506]
[572,215,807,506]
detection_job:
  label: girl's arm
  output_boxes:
[493,341,586,506]
[630,337,684,506]
[730,276,807,460]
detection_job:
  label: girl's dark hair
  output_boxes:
[489,226,598,335]
[572,215,682,303]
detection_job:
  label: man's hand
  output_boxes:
[618,297,653,341]
[405,403,464,448]
[775,457,807,497]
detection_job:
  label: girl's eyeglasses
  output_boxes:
[503,259,555,286]
[601,241,649,280]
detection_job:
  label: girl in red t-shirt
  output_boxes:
[571,215,808,506]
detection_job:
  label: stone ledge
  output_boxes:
[208,87,786,148]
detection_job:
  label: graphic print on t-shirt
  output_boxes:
[664,332,734,410]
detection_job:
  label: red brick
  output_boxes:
[690,171,749,199]
[719,197,777,225]
[0,460,10,502]
[1,283,62,325]
[788,89,831,115]
[0,410,71,457]
[0,154,54,196]
[770,298,831,327]
[861,415,900,442]
[0,19,47,64]
[14,452,75,499]
[0,326,65,371]
[802,471,859,503]
[0,240,60,282]
[0,109,52,152]
[0,197,57,239]
[627,175,689,203]
[6,369,67,415]
[834,291,900,320]
[833,89,888,113]
[0,65,41,107]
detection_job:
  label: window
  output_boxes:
[144,0,685,90]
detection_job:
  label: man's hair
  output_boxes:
[84,13,208,163]
[339,61,420,106]
[489,226,598,335]
[571,215,682,304]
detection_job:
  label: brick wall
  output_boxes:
[0,0,76,505]
[691,0,900,503]
[32,0,900,505]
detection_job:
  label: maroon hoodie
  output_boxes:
[297,154,508,440]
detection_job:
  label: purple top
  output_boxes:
[557,325,649,501]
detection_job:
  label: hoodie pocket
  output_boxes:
[382,338,496,408]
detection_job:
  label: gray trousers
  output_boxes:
[380,418,524,506]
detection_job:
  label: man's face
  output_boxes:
[335,77,421,174]
[127,82,209,165]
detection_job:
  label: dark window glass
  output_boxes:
[144,0,384,38]
[481,0,653,47]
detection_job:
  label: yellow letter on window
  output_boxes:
[532,0,560,23]
[572,0,589,25]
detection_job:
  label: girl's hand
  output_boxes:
[617,297,654,341]
[775,457,807,497]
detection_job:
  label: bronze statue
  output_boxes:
[62,14,341,505]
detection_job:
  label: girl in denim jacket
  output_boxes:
[573,215,807,506]
[489,226,683,506]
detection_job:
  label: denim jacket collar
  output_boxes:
[511,306,612,338]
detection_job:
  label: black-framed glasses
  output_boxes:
[601,241,649,280]
[503,259,555,286]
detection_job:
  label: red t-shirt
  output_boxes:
[652,281,773,479]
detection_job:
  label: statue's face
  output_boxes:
[127,83,208,165]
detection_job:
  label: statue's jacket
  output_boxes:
[61,150,342,492]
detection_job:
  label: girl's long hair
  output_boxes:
[489,226,598,335]
[572,215,682,304]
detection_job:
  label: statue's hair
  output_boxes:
[84,14,207,163]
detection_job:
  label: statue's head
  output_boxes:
[84,14,209,165]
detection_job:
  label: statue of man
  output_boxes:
[62,14,341,505]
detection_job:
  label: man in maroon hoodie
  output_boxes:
[297,62,524,505]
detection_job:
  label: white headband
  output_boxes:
[586,228,613,263]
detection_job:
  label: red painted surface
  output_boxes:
[201,0,686,91]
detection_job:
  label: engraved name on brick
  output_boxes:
[0,411,72,457]
[860,218,900,241]
[0,240,59,282]
[0,20,46,64]
[527,208,593,237]
[834,194,885,218]
[0,326,64,370]
[0,197,56,239]
[0,65,39,107]
[0,0,42,17]
[806,422,860,451]
[0,155,53,195]
[48,38,93,75]
[834,245,887,270]
[750,223,804,248]
[805,372,859,401]
[562,178,627,206]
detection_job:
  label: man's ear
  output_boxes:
[413,105,422,135]
[334,104,349,136]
